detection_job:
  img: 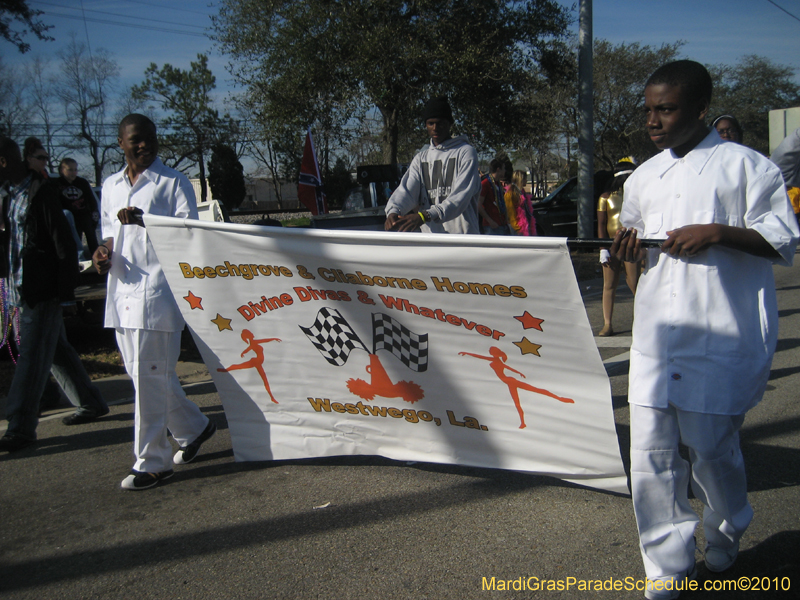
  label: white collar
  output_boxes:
[654,129,721,178]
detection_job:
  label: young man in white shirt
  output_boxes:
[613,60,799,599]
[93,114,215,490]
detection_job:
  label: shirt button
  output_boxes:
[676,194,681,198]
[680,159,685,163]
[671,373,682,380]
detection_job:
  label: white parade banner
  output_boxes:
[145,216,628,494]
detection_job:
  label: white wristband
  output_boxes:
[600,249,610,264]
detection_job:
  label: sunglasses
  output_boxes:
[33,154,49,160]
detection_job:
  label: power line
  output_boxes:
[765,0,800,23]
[38,11,210,38]
[118,0,216,18]
[78,0,101,102]
[33,1,209,30]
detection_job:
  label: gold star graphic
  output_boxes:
[513,338,542,357]
[514,311,544,331]
[211,314,233,331]
[184,291,203,310]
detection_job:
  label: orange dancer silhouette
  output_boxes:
[218,329,281,404]
[346,353,424,404]
[459,346,573,429]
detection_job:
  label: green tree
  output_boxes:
[132,53,232,202]
[709,55,800,155]
[552,39,683,173]
[1,0,52,53]
[208,143,247,210]
[213,0,571,164]
[506,37,575,192]
[591,40,684,168]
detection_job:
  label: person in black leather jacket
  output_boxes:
[0,136,108,453]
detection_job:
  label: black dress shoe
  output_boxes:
[0,435,37,452]
[61,407,110,426]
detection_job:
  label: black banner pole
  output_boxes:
[565,238,666,249]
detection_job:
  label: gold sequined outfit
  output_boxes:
[597,190,625,236]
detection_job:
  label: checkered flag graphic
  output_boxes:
[372,313,429,372]
[300,307,368,366]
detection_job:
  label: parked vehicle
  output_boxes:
[532,177,598,238]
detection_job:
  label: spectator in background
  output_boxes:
[478,157,508,235]
[597,158,640,337]
[17,144,80,410]
[56,158,100,259]
[502,165,521,236]
[787,186,800,227]
[770,126,800,188]
[770,126,800,227]
[23,137,50,177]
[0,136,109,453]
[501,157,513,189]
[712,114,743,144]
[505,170,536,236]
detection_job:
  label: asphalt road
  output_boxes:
[1,259,798,600]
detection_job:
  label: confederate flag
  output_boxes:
[297,128,328,215]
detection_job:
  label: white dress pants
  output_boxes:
[630,403,752,581]
[117,328,209,473]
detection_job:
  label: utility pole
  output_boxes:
[577,0,594,239]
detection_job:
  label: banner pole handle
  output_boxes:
[566,238,665,249]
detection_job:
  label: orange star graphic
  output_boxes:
[211,314,233,332]
[184,291,203,310]
[513,338,542,357]
[514,311,544,331]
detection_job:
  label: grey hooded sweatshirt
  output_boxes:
[385,134,480,234]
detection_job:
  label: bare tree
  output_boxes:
[246,142,286,209]
[25,55,65,169]
[0,56,32,137]
[53,35,120,185]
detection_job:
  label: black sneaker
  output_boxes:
[0,434,36,453]
[173,421,217,465]
[121,469,174,490]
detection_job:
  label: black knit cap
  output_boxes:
[421,96,454,123]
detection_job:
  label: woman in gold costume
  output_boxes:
[597,158,640,336]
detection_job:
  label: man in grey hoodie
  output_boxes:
[384,96,480,234]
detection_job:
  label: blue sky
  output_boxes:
[589,0,799,80]
[7,0,799,97]
[12,1,227,97]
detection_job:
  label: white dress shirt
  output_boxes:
[101,158,198,332]
[621,129,800,415]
